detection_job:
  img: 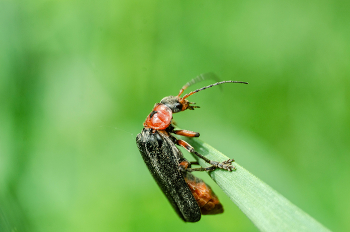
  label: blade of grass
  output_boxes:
[182,137,331,232]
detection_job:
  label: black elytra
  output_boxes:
[136,128,202,222]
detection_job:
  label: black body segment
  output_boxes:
[136,128,201,222]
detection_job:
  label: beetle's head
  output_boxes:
[160,95,197,113]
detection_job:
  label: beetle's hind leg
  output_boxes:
[179,160,216,172]
[187,161,217,172]
[177,139,236,171]
[186,166,217,172]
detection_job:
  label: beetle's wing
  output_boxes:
[136,128,201,222]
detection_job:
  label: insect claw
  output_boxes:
[229,165,237,171]
[223,158,235,164]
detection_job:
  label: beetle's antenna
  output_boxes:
[181,81,248,100]
[177,73,220,97]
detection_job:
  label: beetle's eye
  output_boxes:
[175,103,182,111]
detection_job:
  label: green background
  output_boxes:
[1,0,349,231]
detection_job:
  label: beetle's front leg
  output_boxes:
[173,129,200,137]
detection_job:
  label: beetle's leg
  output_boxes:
[173,130,200,137]
[171,119,177,126]
[186,166,217,172]
[179,160,216,172]
[177,139,236,171]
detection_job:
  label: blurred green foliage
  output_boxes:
[1,0,349,231]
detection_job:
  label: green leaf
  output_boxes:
[182,137,331,232]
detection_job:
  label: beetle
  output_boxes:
[136,74,248,222]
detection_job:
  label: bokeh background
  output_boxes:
[1,0,349,231]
